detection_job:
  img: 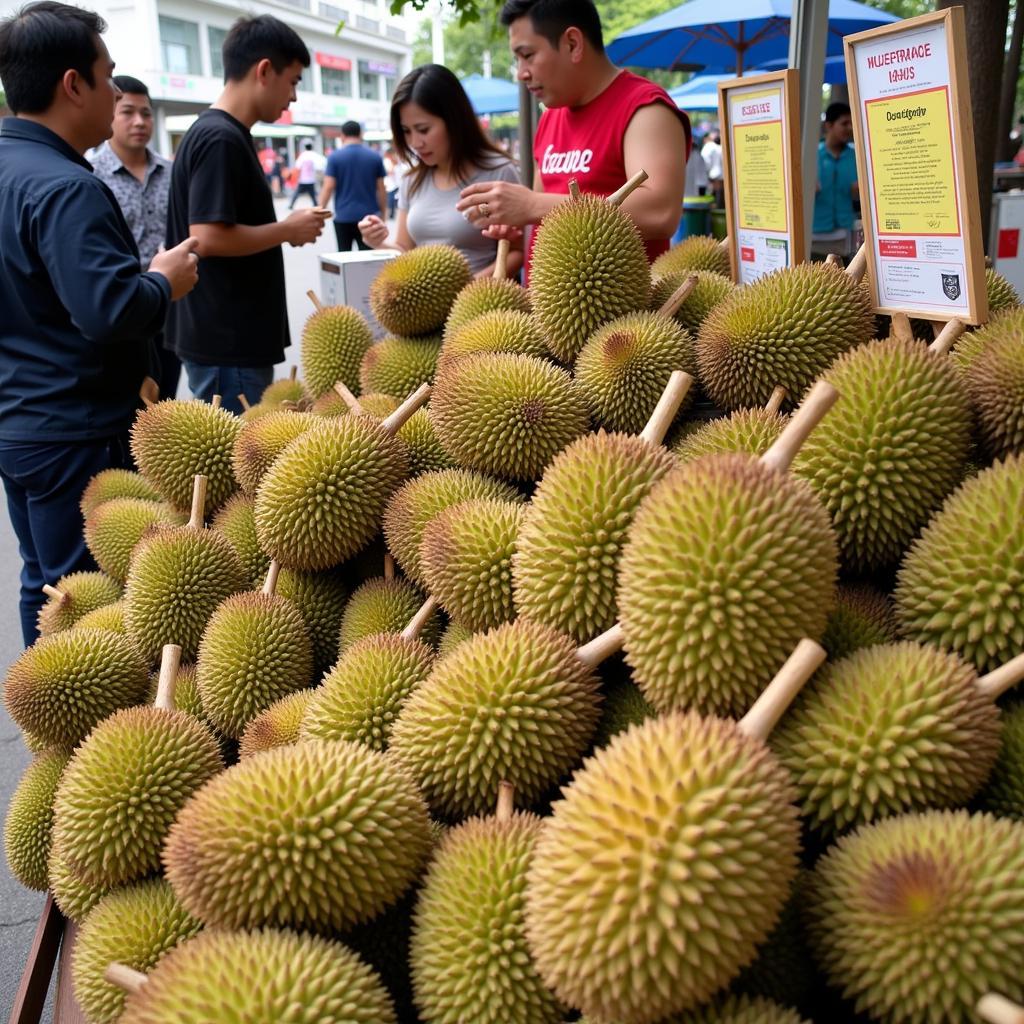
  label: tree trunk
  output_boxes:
[998,0,1024,162]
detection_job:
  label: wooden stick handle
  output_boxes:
[154,644,182,711]
[187,475,208,530]
[765,386,788,416]
[568,179,581,200]
[657,274,698,319]
[237,393,251,412]
[891,312,914,343]
[381,383,431,436]
[978,994,1024,1024]
[845,243,867,283]
[41,584,67,605]
[495,781,514,822]
[928,317,966,357]
[384,553,396,581]
[211,394,222,410]
[262,560,281,597]
[104,962,148,994]
[333,381,365,415]
[400,595,437,641]
[639,370,693,447]
[576,622,624,669]
[976,651,1024,701]
[718,235,730,251]
[825,253,843,269]
[307,289,325,313]
[607,169,648,208]
[760,380,838,474]
[141,394,156,409]
[289,366,298,382]
[494,238,509,280]
[738,639,827,742]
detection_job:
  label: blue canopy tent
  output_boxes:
[460,74,521,115]
[758,54,849,84]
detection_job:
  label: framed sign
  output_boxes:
[844,7,987,323]
[718,69,804,285]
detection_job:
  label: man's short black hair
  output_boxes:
[303,140,312,149]
[0,1,106,114]
[500,0,604,53]
[112,74,148,98]
[341,119,361,137]
[221,14,310,82]
[824,101,851,125]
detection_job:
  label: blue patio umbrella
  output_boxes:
[460,74,521,115]
[669,73,749,111]
[758,54,849,84]
[607,0,898,74]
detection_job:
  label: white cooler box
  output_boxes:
[318,249,398,338]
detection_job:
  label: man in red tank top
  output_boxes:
[455,0,690,264]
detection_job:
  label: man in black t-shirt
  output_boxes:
[166,15,328,413]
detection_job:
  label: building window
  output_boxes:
[358,60,378,101]
[383,74,397,100]
[159,16,201,75]
[208,26,228,80]
[321,66,352,97]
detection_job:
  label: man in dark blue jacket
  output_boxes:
[0,1,199,644]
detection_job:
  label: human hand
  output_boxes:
[456,181,537,230]
[150,236,199,300]
[283,207,331,246]
[481,224,525,243]
[139,376,159,406]
[358,215,389,248]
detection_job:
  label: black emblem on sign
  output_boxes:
[941,272,961,300]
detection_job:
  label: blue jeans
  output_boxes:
[0,435,132,646]
[183,362,274,416]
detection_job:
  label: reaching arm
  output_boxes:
[319,174,336,209]
[190,221,288,258]
[618,103,688,240]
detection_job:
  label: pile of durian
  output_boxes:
[5,169,1024,1024]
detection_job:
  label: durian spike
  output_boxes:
[845,243,867,283]
[104,962,148,994]
[380,383,431,437]
[237,393,251,412]
[575,622,625,669]
[494,238,509,280]
[154,643,182,711]
[262,560,281,597]
[333,381,365,415]
[41,584,68,605]
[928,318,966,357]
[568,179,581,200]
[738,638,827,742]
[211,394,222,410]
[289,366,298,382]
[607,169,648,209]
[495,781,514,821]
[891,313,914,343]
[400,595,438,642]
[975,651,1024,701]
[825,253,843,269]
[759,379,839,474]
[765,385,788,416]
[639,370,694,447]
[657,274,699,319]
[384,553,396,580]
[979,994,1024,1024]
[307,289,325,313]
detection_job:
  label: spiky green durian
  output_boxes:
[36,571,122,636]
[118,928,397,1024]
[370,244,471,337]
[275,566,348,676]
[260,376,310,407]
[351,392,401,416]
[231,410,314,496]
[987,266,1020,316]
[80,469,161,519]
[618,456,837,716]
[411,809,564,1024]
[438,619,472,660]
[72,879,202,1024]
[254,417,409,571]
[530,194,651,363]
[774,642,1000,835]
[310,387,350,418]
[301,305,374,397]
[383,468,523,584]
[697,263,874,410]
[821,583,898,661]
[792,338,971,571]
[514,432,676,643]
[4,747,70,891]
[526,711,800,1023]
[72,599,129,637]
[48,844,111,923]
[209,493,270,590]
[163,739,432,931]
[130,400,241,513]
[301,633,435,750]
[390,620,601,818]
[808,810,1024,1024]
[238,401,276,422]
[659,995,810,1024]
[420,498,524,631]
[360,334,443,398]
[432,353,588,481]
[443,276,531,343]
[145,662,205,722]
[979,701,1024,820]
[395,406,455,476]
[591,678,655,749]
[673,408,787,462]
[573,312,697,434]
[439,310,547,373]
[3,629,148,747]
[895,454,1024,673]
[339,576,441,652]
[238,688,314,758]
[652,234,731,279]
[84,500,186,585]
[52,704,223,887]
[650,268,737,334]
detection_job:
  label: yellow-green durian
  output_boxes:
[231,409,314,496]
[591,677,655,749]
[237,688,314,758]
[72,599,129,636]
[260,376,310,407]
[80,469,160,519]
[360,334,443,398]
[37,571,122,636]
[48,844,111,923]
[209,493,270,590]
[84,500,186,585]
[437,619,473,660]
[369,244,472,337]
[276,566,349,676]
[4,746,70,891]
[443,275,531,343]
[650,268,737,334]
[652,234,731,278]
[673,408,787,462]
[395,406,456,476]
[145,662,205,722]
[439,309,547,373]
[301,304,374,397]
[979,701,1024,820]
[986,266,1020,315]
[821,583,897,661]
[339,576,440,653]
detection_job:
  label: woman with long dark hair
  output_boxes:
[358,64,523,278]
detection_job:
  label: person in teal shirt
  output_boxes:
[813,102,859,248]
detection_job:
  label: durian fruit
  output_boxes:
[437,619,472,659]
[163,738,432,931]
[383,467,523,585]
[339,575,440,652]
[370,244,472,337]
[231,410,314,496]
[347,390,401,417]
[651,994,810,1024]
[124,477,247,663]
[651,268,736,335]
[442,238,531,343]
[37,571,122,636]
[84,500,186,585]
[431,352,589,481]
[209,493,270,590]
[951,307,1024,459]
[591,677,655,749]
[238,688,314,758]
[275,566,349,677]
[51,644,224,887]
[674,407,787,462]
[309,386,351,418]
[808,810,1024,1023]
[145,661,204,722]
[360,334,443,397]
[72,599,129,636]
[697,262,874,409]
[116,928,397,1024]
[895,453,1024,673]
[986,266,1020,316]
[3,628,148,747]
[420,498,524,631]
[530,180,652,364]
[260,372,310,408]
[71,879,202,1024]
[395,406,455,476]
[254,389,427,571]
[618,383,839,716]
[651,233,731,279]
[979,701,1024,820]
[301,303,374,397]
[439,309,547,373]
[514,372,691,642]
[410,784,565,1024]
[48,844,111,923]
[389,619,605,818]
[195,561,314,738]
[80,469,160,518]
[130,400,241,513]
[4,746,70,891]
[792,337,972,571]
[821,583,897,661]
[524,641,822,1023]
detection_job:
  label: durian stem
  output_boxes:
[307,289,325,313]
[262,560,281,597]
[928,318,965,357]
[384,553,396,580]
[607,169,648,208]
[401,595,437,641]
[41,584,67,605]
[187,475,208,530]
[765,386,788,416]
[824,253,843,269]
[978,995,1024,1024]
[237,393,251,412]
[380,383,431,436]
[494,238,509,280]
[976,651,1024,701]
[154,644,182,710]
[759,380,839,474]
[333,381,365,415]
[141,394,156,409]
[891,313,914,343]
[738,639,826,742]
[657,274,698,319]
[495,781,514,821]
[575,622,624,669]
[718,235,730,251]
[568,179,581,200]
[639,370,694,447]
[845,244,867,283]
[211,394,222,410]
[104,962,148,994]
[289,366,298,382]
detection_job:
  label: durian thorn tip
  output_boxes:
[381,383,431,436]
[738,638,826,742]
[496,781,514,821]
[104,962,148,994]
[977,994,1024,1024]
[759,380,839,474]
[188,475,208,530]
[154,643,182,710]
[576,622,624,669]
[640,370,693,447]
[976,650,1024,701]
[401,595,437,641]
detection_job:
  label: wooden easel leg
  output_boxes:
[8,896,63,1024]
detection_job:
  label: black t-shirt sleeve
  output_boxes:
[186,131,250,226]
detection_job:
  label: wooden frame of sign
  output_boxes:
[844,7,987,324]
[718,69,804,285]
